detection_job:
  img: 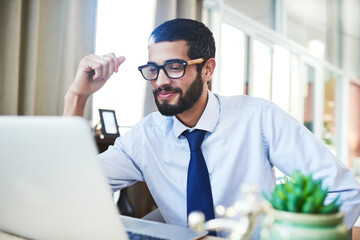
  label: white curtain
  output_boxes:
[0,0,97,119]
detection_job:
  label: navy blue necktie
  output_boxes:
[183,130,215,224]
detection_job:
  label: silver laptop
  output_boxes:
[0,116,206,240]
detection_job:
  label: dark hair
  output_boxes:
[149,18,216,71]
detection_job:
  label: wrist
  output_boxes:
[63,91,89,116]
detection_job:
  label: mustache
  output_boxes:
[154,86,182,95]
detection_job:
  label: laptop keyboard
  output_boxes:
[126,231,169,240]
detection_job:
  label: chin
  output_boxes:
[157,97,179,106]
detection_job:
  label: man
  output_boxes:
[64,18,360,230]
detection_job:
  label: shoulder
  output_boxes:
[131,111,173,132]
[214,93,273,111]
[117,111,173,149]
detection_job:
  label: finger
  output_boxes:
[101,57,109,79]
[115,56,126,72]
[79,54,105,81]
[92,55,112,80]
[105,53,124,73]
[103,54,116,76]
[102,53,125,69]
[91,61,104,81]
[86,53,125,80]
[117,56,126,65]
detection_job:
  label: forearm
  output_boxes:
[328,170,360,228]
[63,90,89,117]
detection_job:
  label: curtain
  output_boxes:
[142,0,203,117]
[0,0,97,119]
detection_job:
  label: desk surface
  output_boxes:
[0,231,223,240]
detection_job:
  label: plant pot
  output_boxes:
[261,210,348,240]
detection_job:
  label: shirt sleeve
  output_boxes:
[98,125,144,192]
[264,103,360,228]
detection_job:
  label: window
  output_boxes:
[93,0,155,130]
[205,0,357,169]
[219,23,247,96]
[251,40,272,100]
[272,45,290,112]
[323,71,337,150]
[303,65,315,132]
[289,54,302,121]
[349,81,360,174]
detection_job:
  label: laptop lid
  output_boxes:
[0,116,127,240]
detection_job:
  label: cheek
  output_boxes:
[175,78,190,91]
[150,81,157,90]
[180,70,198,87]
[185,68,198,79]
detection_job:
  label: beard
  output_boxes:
[153,72,203,116]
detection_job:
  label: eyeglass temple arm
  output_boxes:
[187,58,204,65]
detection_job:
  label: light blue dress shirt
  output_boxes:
[99,90,360,228]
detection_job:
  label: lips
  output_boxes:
[157,91,178,100]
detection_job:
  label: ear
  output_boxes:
[201,58,216,83]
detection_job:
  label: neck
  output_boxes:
[176,90,208,128]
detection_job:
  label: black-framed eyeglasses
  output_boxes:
[138,58,204,81]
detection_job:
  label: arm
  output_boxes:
[265,103,360,228]
[63,53,126,116]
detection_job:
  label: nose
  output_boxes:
[154,68,171,88]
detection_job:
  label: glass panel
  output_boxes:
[304,65,315,132]
[272,45,290,112]
[285,0,327,57]
[289,54,301,121]
[219,23,246,96]
[244,70,249,95]
[224,0,275,29]
[92,0,155,129]
[285,0,325,44]
[349,81,360,175]
[341,1,360,76]
[323,71,336,150]
[284,0,357,70]
[252,40,272,100]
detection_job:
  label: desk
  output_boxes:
[0,231,223,239]
[354,216,360,240]
[354,227,360,240]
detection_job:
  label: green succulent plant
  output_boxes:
[263,170,341,214]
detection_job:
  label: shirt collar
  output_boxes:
[173,90,219,138]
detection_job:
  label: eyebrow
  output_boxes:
[146,59,185,65]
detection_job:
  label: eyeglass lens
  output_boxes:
[141,62,185,80]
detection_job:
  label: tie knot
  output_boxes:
[183,129,207,152]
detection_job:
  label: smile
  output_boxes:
[157,91,178,100]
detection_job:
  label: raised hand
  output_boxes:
[71,53,125,97]
[63,53,126,116]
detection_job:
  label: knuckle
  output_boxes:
[102,60,110,68]
[94,64,103,72]
[84,54,94,60]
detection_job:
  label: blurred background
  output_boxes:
[1,0,359,182]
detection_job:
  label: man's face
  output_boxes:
[148,40,205,116]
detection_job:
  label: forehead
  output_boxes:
[148,40,190,64]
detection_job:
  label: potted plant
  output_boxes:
[261,170,348,240]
